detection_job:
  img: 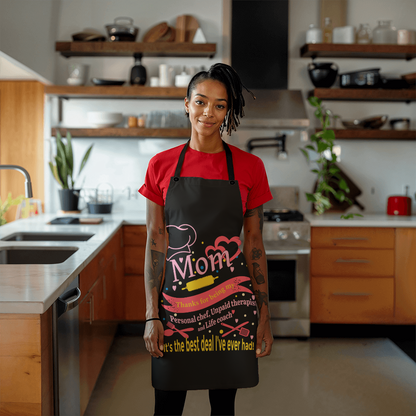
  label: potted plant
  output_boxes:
[300,96,363,220]
[49,131,93,211]
[0,193,24,225]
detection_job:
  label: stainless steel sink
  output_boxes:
[1,232,94,242]
[0,247,78,264]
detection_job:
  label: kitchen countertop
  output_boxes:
[305,213,416,227]
[2,211,415,315]
[0,211,146,314]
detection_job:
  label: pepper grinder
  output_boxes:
[130,53,147,85]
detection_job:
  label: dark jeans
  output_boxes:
[154,388,238,416]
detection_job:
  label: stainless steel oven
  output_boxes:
[262,186,311,337]
[265,241,310,337]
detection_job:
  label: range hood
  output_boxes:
[240,89,310,130]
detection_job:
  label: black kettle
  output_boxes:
[308,62,338,88]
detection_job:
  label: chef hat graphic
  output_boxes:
[166,224,197,261]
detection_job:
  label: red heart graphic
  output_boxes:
[205,236,241,265]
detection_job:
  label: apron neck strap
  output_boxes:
[174,140,235,182]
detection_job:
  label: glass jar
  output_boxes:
[323,17,333,43]
[356,24,372,44]
[306,24,323,44]
[372,20,397,44]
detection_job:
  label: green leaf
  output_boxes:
[78,144,94,177]
[49,162,63,188]
[329,167,340,175]
[317,141,330,153]
[335,191,346,202]
[320,129,335,141]
[340,213,364,220]
[305,145,315,151]
[305,192,317,202]
[308,96,321,107]
[65,132,74,184]
[311,169,320,174]
[338,178,349,191]
[300,148,309,161]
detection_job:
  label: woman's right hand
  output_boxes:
[144,320,164,358]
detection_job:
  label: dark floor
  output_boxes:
[311,323,416,362]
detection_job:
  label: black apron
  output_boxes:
[152,140,258,391]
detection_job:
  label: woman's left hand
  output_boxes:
[256,318,273,358]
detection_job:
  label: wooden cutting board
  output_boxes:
[79,217,103,224]
[175,15,199,42]
[143,22,169,42]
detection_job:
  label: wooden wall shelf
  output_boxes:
[300,43,416,60]
[56,42,216,58]
[51,127,191,138]
[45,85,187,99]
[316,129,416,140]
[311,88,416,102]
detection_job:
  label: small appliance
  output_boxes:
[387,188,412,216]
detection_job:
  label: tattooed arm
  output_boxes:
[243,205,273,358]
[143,199,166,358]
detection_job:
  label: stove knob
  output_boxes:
[292,231,300,240]
[278,231,288,240]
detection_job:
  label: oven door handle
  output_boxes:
[335,258,370,263]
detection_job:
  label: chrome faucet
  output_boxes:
[0,165,33,198]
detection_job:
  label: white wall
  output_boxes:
[44,0,416,215]
[0,0,59,82]
[45,0,223,213]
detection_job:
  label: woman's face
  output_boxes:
[184,79,228,137]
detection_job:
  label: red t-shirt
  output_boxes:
[139,143,272,215]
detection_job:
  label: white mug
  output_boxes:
[159,64,174,87]
[150,77,160,87]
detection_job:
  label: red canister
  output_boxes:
[387,196,412,216]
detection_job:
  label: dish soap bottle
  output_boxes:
[130,53,147,85]
[323,17,333,43]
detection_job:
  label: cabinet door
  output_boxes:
[123,225,147,321]
[311,227,395,249]
[395,228,416,323]
[311,248,394,277]
[310,277,394,323]
[79,277,117,416]
[125,274,147,321]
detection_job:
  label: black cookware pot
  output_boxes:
[105,17,139,42]
[308,62,339,88]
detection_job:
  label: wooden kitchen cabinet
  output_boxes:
[0,309,53,416]
[310,227,416,324]
[0,81,45,223]
[123,225,147,321]
[78,229,123,415]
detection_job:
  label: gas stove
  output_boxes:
[264,209,304,222]
[262,187,310,247]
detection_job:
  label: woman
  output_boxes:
[139,63,273,416]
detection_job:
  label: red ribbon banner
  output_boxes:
[162,276,253,314]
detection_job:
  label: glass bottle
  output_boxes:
[323,17,333,43]
[356,24,372,44]
[130,53,147,85]
[372,20,397,44]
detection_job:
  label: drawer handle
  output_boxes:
[332,237,368,241]
[86,294,94,324]
[335,259,370,263]
[332,292,371,297]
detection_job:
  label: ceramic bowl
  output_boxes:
[87,112,123,128]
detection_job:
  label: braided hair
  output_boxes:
[186,63,255,136]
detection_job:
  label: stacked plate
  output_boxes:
[87,112,123,128]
